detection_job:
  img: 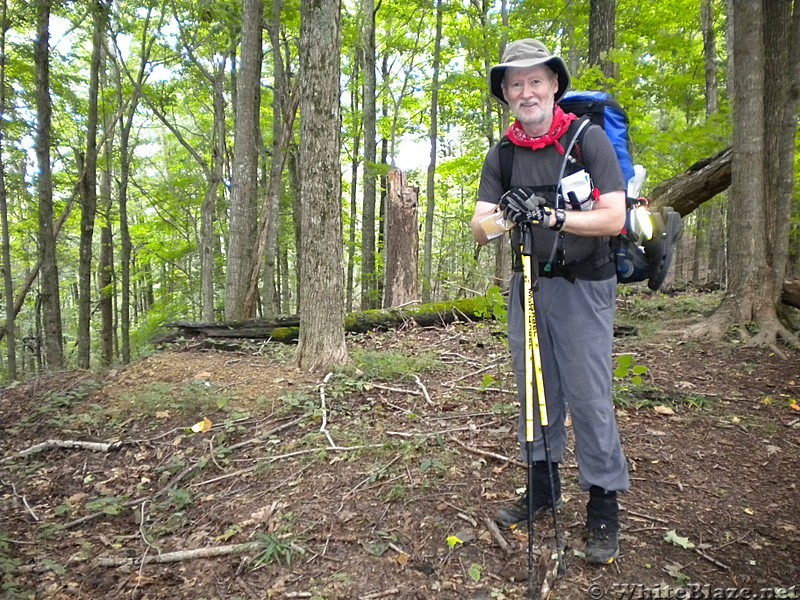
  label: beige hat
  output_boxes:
[489,39,571,105]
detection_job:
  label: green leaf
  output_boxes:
[361,541,389,556]
[664,530,695,549]
[468,563,482,582]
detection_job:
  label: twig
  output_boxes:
[694,546,731,571]
[483,517,513,555]
[95,541,262,567]
[367,383,422,396]
[414,375,434,406]
[360,589,400,600]
[455,385,516,395]
[386,423,496,438]
[448,437,525,468]
[1,439,123,464]
[623,508,669,525]
[444,360,504,386]
[220,415,305,454]
[319,372,336,448]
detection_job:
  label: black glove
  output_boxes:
[498,187,552,229]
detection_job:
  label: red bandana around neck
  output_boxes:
[505,105,578,155]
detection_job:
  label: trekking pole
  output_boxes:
[520,226,565,599]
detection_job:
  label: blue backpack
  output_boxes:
[498,91,681,289]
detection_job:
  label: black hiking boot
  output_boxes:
[644,206,683,291]
[584,486,620,564]
[495,462,561,528]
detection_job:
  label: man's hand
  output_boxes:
[498,187,552,228]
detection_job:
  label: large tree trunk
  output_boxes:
[589,0,617,81]
[224,0,262,320]
[422,0,443,304]
[383,169,419,308]
[764,0,800,320]
[294,0,348,371]
[725,0,765,321]
[34,0,63,370]
[0,0,16,380]
[360,0,379,310]
[695,0,794,347]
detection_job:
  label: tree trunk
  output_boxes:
[0,0,15,380]
[224,0,262,320]
[98,59,114,366]
[256,0,292,320]
[294,0,348,371]
[705,0,766,331]
[422,0,443,304]
[34,0,63,370]
[76,0,104,369]
[360,0,378,310]
[764,0,800,318]
[200,59,225,322]
[589,0,617,81]
[383,169,419,308]
[346,43,361,313]
[702,0,719,115]
[244,4,298,319]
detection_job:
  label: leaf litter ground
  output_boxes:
[1,291,799,599]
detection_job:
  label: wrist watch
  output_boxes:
[551,208,566,231]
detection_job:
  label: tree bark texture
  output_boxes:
[34,0,63,370]
[763,0,800,306]
[589,0,617,81]
[360,0,379,310]
[720,0,765,322]
[295,0,348,370]
[224,0,262,320]
[383,169,419,308]
[0,0,16,379]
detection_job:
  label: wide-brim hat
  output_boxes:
[489,39,571,105]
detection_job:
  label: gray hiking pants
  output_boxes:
[507,271,630,493]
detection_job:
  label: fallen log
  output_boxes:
[156,297,490,344]
[782,278,800,310]
[649,146,731,216]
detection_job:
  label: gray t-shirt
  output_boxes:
[478,122,625,272]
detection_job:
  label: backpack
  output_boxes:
[498,90,673,287]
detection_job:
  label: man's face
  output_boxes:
[502,65,558,134]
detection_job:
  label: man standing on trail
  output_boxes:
[471,39,630,565]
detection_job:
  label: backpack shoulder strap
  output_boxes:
[498,135,514,193]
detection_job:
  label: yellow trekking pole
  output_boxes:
[520,225,565,599]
